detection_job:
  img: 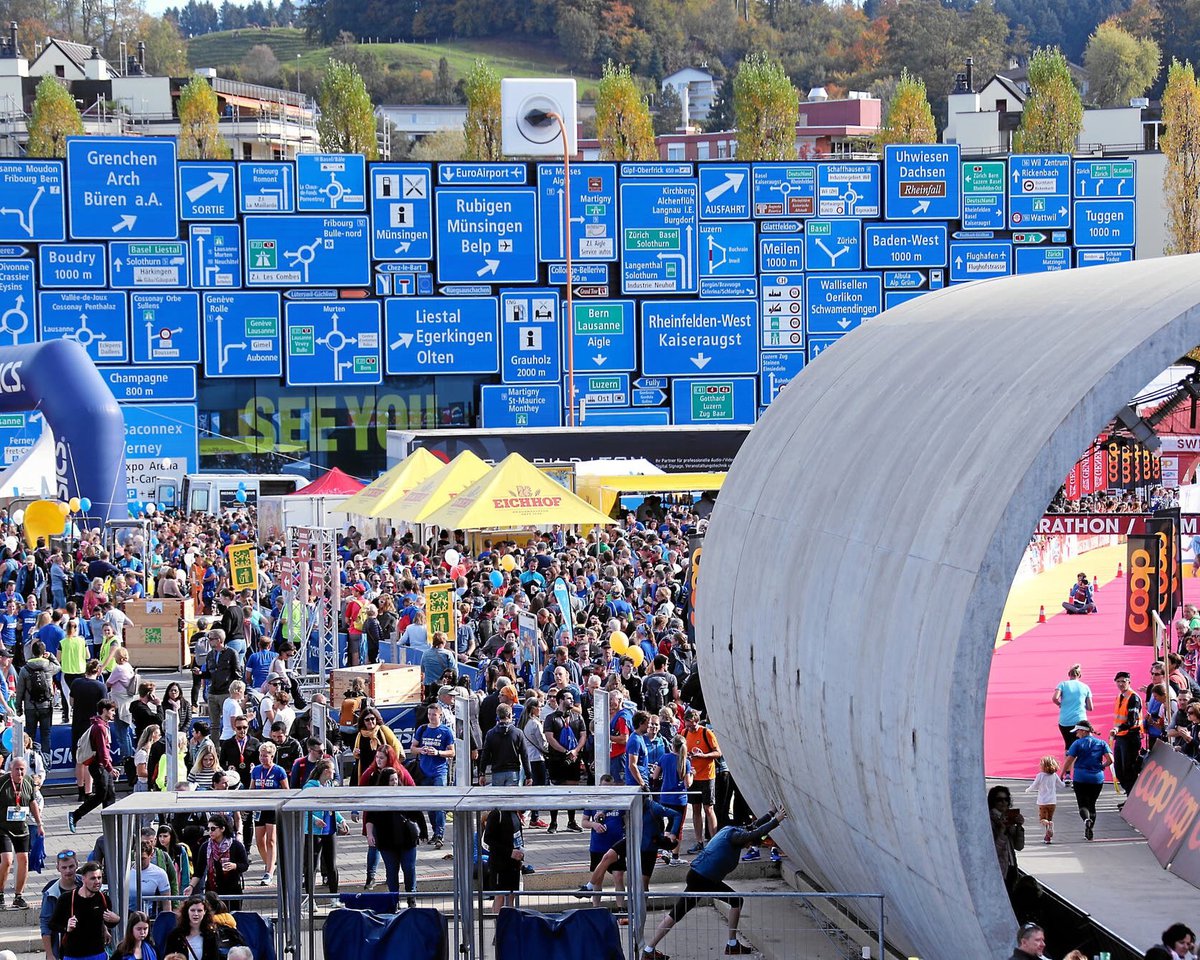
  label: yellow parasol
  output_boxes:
[372,450,492,523]
[329,447,444,516]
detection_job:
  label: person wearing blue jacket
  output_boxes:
[578,792,684,895]
[640,805,788,960]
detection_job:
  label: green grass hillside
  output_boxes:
[187,28,600,98]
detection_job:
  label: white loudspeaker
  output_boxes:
[500,78,577,157]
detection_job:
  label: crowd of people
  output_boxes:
[0,495,792,960]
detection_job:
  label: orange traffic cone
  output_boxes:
[1117,562,1123,578]
[1004,622,1013,641]
[1038,606,1046,623]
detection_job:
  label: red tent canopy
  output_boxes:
[288,467,365,495]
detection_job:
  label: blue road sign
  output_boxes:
[547,263,608,285]
[760,274,804,351]
[1009,154,1071,229]
[103,366,197,403]
[698,167,750,220]
[671,377,756,425]
[961,159,1006,230]
[864,224,949,269]
[568,300,638,372]
[632,387,666,406]
[1014,246,1071,275]
[805,274,882,335]
[501,289,560,383]
[699,222,755,278]
[537,163,617,261]
[201,292,282,378]
[39,290,127,362]
[109,241,188,288]
[1074,198,1136,247]
[581,408,671,427]
[884,290,927,309]
[883,270,927,289]
[435,189,538,283]
[66,137,177,240]
[700,277,757,299]
[621,163,691,178]
[370,165,433,261]
[297,153,366,211]
[38,244,105,288]
[238,162,294,212]
[950,241,1013,283]
[816,162,880,217]
[807,335,843,361]
[0,412,41,466]
[1077,248,1134,268]
[641,300,758,376]
[1075,159,1136,198]
[759,236,804,273]
[178,163,236,220]
[0,160,65,242]
[620,180,698,294]
[189,224,241,288]
[131,292,201,364]
[439,163,526,185]
[385,297,499,375]
[804,219,861,272]
[634,376,667,390]
[480,385,563,428]
[123,402,198,489]
[0,260,34,346]
[884,144,960,219]
[566,374,631,410]
[244,215,370,287]
[285,301,381,386]
[751,163,816,218]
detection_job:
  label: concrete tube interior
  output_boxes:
[696,256,1200,960]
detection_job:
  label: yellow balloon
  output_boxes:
[68,497,81,512]
[23,499,69,548]
[609,630,629,653]
[627,646,645,669]
[500,555,516,572]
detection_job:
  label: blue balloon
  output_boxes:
[79,497,92,512]
[489,570,503,588]
[235,490,247,503]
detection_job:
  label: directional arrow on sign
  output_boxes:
[593,353,607,365]
[837,318,852,329]
[912,199,931,215]
[395,241,411,253]
[391,332,414,349]
[185,170,230,203]
[112,214,137,233]
[704,171,745,203]
[113,258,123,270]
[477,259,499,277]
[691,352,711,370]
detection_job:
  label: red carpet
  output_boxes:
[984,578,1198,779]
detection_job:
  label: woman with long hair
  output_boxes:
[656,734,693,866]
[358,742,415,888]
[183,814,248,910]
[113,910,158,960]
[134,724,161,792]
[162,682,192,736]
[164,896,221,960]
[364,767,419,907]
[302,758,347,902]
[352,706,402,785]
[187,741,222,791]
[156,823,193,894]
[519,696,549,828]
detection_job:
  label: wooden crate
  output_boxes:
[124,598,193,669]
[329,663,422,706]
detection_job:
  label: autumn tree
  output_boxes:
[409,129,465,161]
[26,76,82,158]
[176,75,229,159]
[316,58,378,159]
[1013,47,1083,153]
[733,53,798,161]
[594,61,656,161]
[462,59,501,161]
[1084,21,1161,107]
[875,69,936,146]
[1162,59,1200,254]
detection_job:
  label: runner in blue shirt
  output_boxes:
[413,704,455,845]
[624,711,652,788]
[581,775,627,906]
[18,596,39,648]
[249,741,289,886]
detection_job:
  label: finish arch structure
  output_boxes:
[697,256,1200,960]
[0,339,126,526]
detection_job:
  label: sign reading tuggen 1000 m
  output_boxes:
[0,139,1144,452]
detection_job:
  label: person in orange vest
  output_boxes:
[1109,671,1143,803]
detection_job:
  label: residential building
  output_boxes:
[661,67,717,124]
[0,25,317,159]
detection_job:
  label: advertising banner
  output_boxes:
[1125,533,1161,646]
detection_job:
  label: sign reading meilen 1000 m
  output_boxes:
[0,143,1141,487]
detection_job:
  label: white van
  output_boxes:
[180,474,304,514]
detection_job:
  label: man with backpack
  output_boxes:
[68,699,118,833]
[16,640,58,761]
[479,702,527,787]
[643,656,678,715]
[543,689,587,833]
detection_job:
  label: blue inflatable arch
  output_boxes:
[0,339,126,527]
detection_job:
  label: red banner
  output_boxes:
[1064,463,1081,500]
[1124,741,1200,866]
[1125,533,1160,646]
[1078,455,1093,499]
[1092,449,1107,495]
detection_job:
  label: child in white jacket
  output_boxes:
[1026,755,1068,843]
